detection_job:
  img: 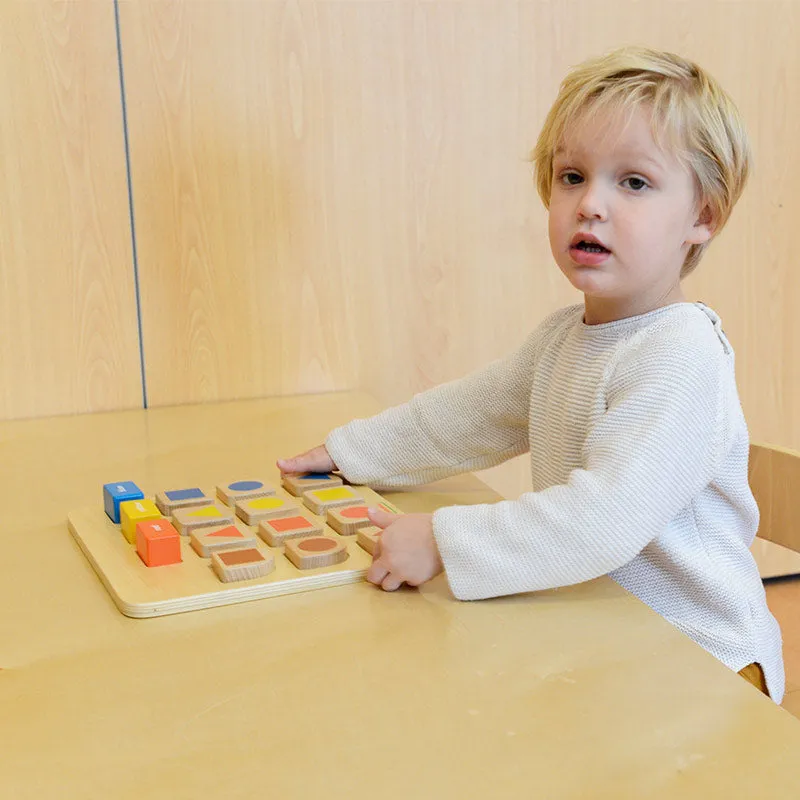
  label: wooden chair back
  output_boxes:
[749,443,800,553]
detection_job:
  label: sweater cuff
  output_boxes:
[432,505,482,601]
[325,425,385,486]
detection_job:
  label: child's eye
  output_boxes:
[622,176,649,191]
[559,171,583,186]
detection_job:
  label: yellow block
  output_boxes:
[187,505,227,518]
[119,499,161,543]
[313,487,355,502]
[247,496,287,510]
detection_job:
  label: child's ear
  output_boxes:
[686,202,715,245]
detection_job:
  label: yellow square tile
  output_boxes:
[314,487,356,502]
[235,495,298,525]
[303,485,361,515]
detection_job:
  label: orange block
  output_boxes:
[136,519,182,567]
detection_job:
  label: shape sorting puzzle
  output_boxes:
[67,475,398,618]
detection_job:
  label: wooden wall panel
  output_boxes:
[0,1,142,420]
[118,0,571,408]
[682,1,800,456]
[118,1,359,406]
[120,0,800,498]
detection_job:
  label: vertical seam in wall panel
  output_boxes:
[113,0,148,408]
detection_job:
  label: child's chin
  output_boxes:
[564,268,612,294]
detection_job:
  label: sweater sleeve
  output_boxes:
[432,325,728,600]
[324,308,573,488]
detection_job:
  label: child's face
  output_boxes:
[547,103,713,323]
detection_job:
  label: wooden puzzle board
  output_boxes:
[68,485,396,619]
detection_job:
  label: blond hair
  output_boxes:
[531,46,751,276]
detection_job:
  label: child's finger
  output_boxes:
[381,573,404,592]
[367,555,403,591]
[276,445,334,475]
[366,557,389,586]
[275,455,307,474]
[367,507,397,529]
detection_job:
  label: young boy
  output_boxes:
[277,46,784,702]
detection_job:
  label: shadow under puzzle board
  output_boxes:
[67,484,398,619]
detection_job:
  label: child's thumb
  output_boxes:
[367,507,396,529]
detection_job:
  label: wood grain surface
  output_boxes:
[0,0,142,419]
[2,393,800,799]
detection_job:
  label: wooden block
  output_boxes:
[155,487,213,515]
[257,513,324,546]
[136,519,182,567]
[235,495,299,525]
[302,485,363,516]
[374,499,402,515]
[216,480,277,506]
[172,504,235,536]
[119,499,162,544]
[189,524,258,558]
[327,504,372,536]
[282,472,343,497]
[103,481,144,523]
[356,526,383,556]
[211,547,275,583]
[284,536,348,570]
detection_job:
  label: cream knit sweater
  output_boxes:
[325,302,785,701]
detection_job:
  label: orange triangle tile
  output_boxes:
[207,526,243,538]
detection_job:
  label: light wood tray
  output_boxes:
[68,485,396,618]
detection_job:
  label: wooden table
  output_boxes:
[2,392,800,799]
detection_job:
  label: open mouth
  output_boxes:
[573,241,610,254]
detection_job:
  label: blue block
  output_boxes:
[165,487,205,501]
[103,481,144,523]
[227,481,264,492]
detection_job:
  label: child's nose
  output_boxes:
[576,182,608,221]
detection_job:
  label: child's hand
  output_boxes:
[276,445,337,475]
[366,508,443,591]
